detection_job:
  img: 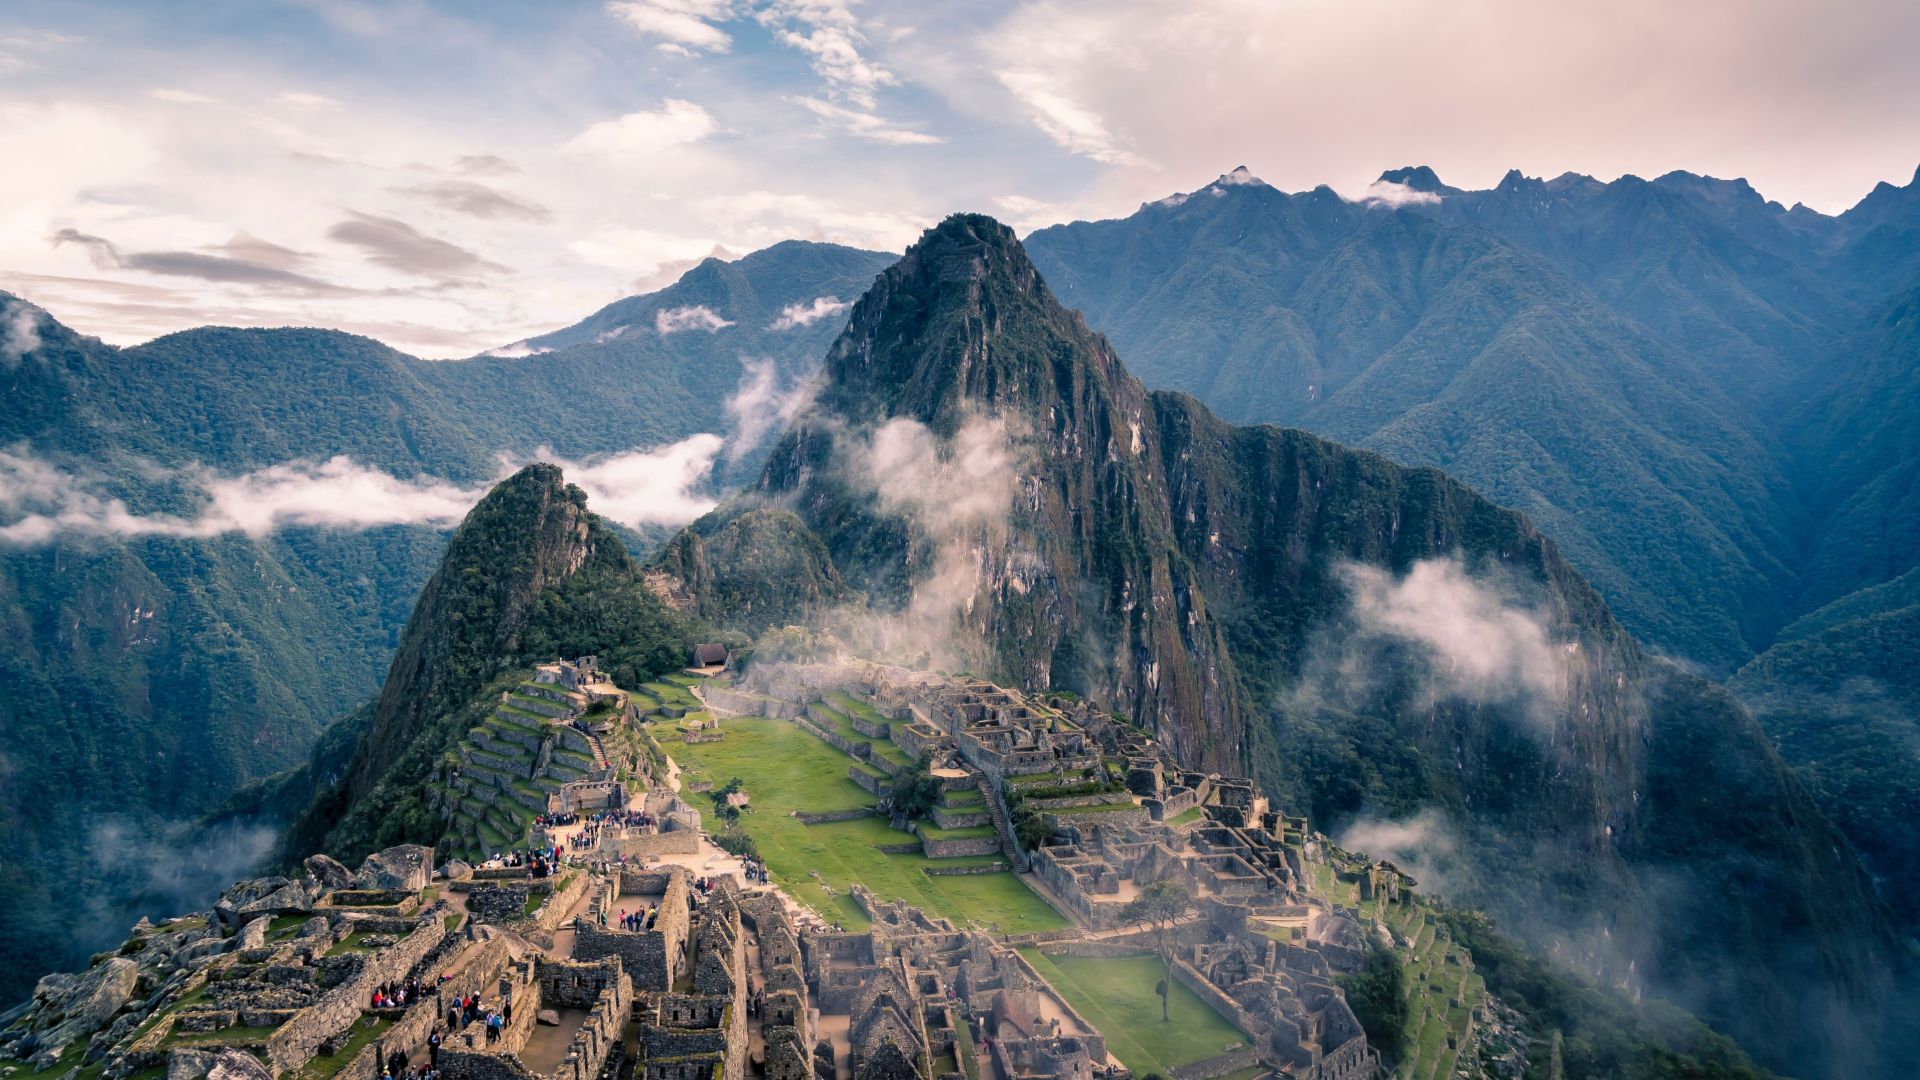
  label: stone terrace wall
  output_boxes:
[602,829,700,860]
[533,872,591,932]
[919,834,1001,858]
[266,914,447,1074]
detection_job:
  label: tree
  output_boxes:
[709,776,745,828]
[1338,939,1408,1060]
[1121,879,1192,1020]
[890,755,943,822]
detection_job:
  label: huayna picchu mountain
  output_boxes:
[274,463,708,867]
[660,214,1909,1078]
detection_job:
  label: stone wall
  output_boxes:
[468,885,532,925]
[532,959,631,1080]
[919,834,1000,858]
[265,914,447,1074]
[533,872,591,931]
[572,871,689,991]
[600,829,700,860]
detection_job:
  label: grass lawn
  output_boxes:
[1018,951,1245,1077]
[672,718,1068,935]
[1166,805,1207,827]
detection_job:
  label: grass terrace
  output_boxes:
[1018,951,1245,1078]
[670,717,1066,934]
[1165,806,1208,827]
[290,1016,393,1080]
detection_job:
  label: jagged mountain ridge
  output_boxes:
[666,214,1904,1078]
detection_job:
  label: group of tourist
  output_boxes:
[613,903,660,931]
[444,992,511,1043]
[741,859,769,884]
[369,978,425,1010]
[557,807,658,852]
[379,1045,441,1080]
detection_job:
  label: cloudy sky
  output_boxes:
[3,0,1917,357]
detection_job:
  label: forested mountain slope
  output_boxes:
[665,215,1909,1078]
[0,239,887,1001]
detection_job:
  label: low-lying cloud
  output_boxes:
[1335,809,1465,899]
[2,300,43,364]
[1356,179,1443,207]
[0,435,734,545]
[0,452,483,544]
[655,303,733,333]
[1340,558,1563,704]
[769,294,850,330]
[723,357,812,462]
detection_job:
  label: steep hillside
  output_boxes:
[1023,173,1802,670]
[282,463,702,864]
[1732,568,1920,929]
[669,215,1907,1077]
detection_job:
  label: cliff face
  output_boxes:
[671,214,1905,1076]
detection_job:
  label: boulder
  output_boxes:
[537,1009,561,1026]
[238,879,313,919]
[296,916,331,939]
[208,1048,274,1080]
[354,845,434,892]
[439,859,473,882]
[305,854,355,891]
[26,956,139,1058]
[233,917,268,951]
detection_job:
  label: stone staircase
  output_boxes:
[977,777,1028,871]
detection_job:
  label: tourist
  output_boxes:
[428,1028,442,1067]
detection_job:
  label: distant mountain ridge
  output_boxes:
[1022,164,1920,670]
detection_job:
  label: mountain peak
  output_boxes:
[1378,164,1450,192]
[1212,165,1267,187]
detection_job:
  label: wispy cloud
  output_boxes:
[326,210,505,280]
[994,69,1144,167]
[561,99,719,159]
[757,1,895,110]
[532,437,726,527]
[723,356,812,461]
[789,96,940,145]
[768,294,849,330]
[51,227,350,293]
[606,0,738,54]
[654,303,732,333]
[395,179,552,221]
[1,299,43,366]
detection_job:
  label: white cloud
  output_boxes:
[150,88,219,105]
[481,340,552,358]
[994,70,1144,167]
[562,99,719,159]
[654,303,733,333]
[1357,179,1442,207]
[531,435,724,527]
[2,301,43,366]
[789,96,941,145]
[0,436,732,543]
[0,452,483,544]
[768,294,849,330]
[1339,558,1564,705]
[274,91,344,110]
[606,0,737,54]
[723,356,813,460]
[757,1,897,110]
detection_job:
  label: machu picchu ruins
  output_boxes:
[4,656,1498,1080]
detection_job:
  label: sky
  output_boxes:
[2,0,1917,358]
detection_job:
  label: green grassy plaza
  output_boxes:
[1017,951,1246,1077]
[664,715,1068,935]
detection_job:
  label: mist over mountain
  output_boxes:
[661,215,1911,1078]
[0,240,886,999]
[3,159,1918,1078]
